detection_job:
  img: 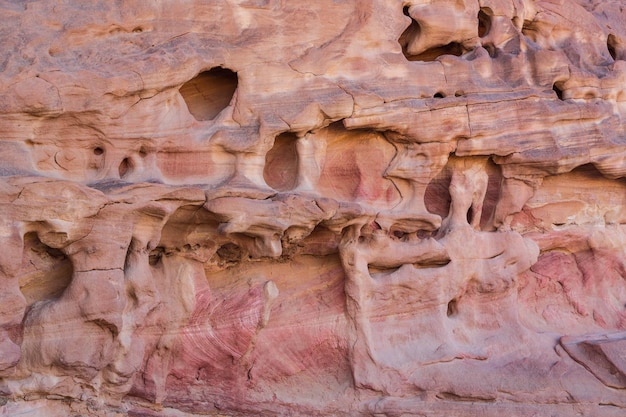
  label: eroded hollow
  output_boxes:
[399,6,422,59]
[425,157,502,230]
[407,42,464,62]
[179,67,238,121]
[148,247,164,266]
[478,8,492,38]
[19,232,73,304]
[608,34,621,61]
[447,298,459,317]
[317,122,400,205]
[398,5,466,61]
[264,132,299,191]
[553,82,564,100]
[119,157,132,179]
[216,243,242,263]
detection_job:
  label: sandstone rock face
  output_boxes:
[1,0,626,416]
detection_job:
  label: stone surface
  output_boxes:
[1,0,626,416]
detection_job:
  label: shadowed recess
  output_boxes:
[398,5,464,62]
[553,82,564,100]
[179,67,238,121]
[425,157,502,229]
[478,8,492,38]
[398,6,421,59]
[607,34,623,61]
[317,122,400,205]
[119,157,132,179]
[264,132,299,191]
[406,42,464,62]
[19,232,73,304]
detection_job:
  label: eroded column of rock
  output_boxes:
[2,0,626,416]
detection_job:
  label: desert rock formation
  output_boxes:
[2,0,626,416]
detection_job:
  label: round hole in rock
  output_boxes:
[264,132,299,191]
[434,92,445,98]
[93,147,104,155]
[19,232,73,304]
[179,67,238,121]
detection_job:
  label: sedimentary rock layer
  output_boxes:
[1,0,626,415]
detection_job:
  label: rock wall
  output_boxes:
[1,0,626,416]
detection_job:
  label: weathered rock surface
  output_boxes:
[1,0,626,415]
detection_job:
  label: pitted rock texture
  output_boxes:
[2,0,626,416]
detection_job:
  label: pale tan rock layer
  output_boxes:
[1,0,626,415]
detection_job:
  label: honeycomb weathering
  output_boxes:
[2,0,626,416]
[179,67,238,121]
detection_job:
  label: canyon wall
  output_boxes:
[2,0,626,415]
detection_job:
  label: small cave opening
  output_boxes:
[179,67,238,121]
[478,8,492,38]
[607,34,621,61]
[263,132,299,191]
[19,232,73,304]
[552,82,564,100]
